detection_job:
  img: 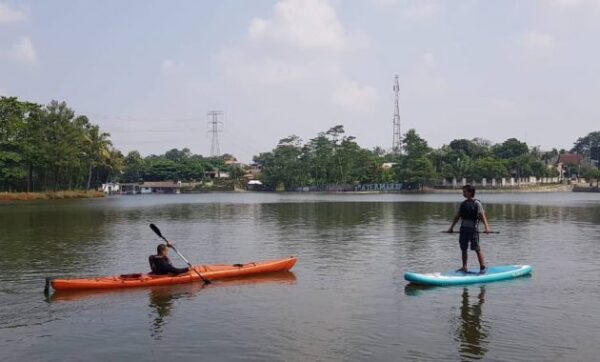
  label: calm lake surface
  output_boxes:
[1,192,600,361]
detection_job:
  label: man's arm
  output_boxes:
[448,212,460,233]
[155,257,190,275]
[479,207,491,233]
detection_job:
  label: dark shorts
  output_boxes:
[459,227,480,251]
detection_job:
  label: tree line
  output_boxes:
[120,148,242,184]
[0,97,241,192]
[0,97,122,192]
[3,96,599,192]
[253,125,600,190]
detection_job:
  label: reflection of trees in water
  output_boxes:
[260,202,458,260]
[146,273,296,340]
[0,202,118,272]
[262,202,382,229]
[454,286,488,360]
[487,203,600,224]
[261,202,390,260]
[265,201,451,231]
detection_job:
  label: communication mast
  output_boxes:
[392,75,402,155]
[207,110,223,157]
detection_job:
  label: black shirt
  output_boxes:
[149,255,189,275]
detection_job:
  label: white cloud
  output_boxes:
[218,46,342,85]
[10,36,36,64]
[546,0,600,8]
[213,0,380,157]
[405,58,448,98]
[333,80,378,112]
[403,1,443,19]
[518,32,556,51]
[161,59,175,74]
[218,0,376,113]
[0,87,7,96]
[248,0,346,51]
[515,31,557,63]
[422,52,436,66]
[0,2,27,23]
[373,0,443,19]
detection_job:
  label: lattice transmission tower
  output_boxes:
[392,75,402,155]
[207,110,223,157]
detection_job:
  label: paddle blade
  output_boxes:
[149,223,163,238]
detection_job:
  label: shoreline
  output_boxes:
[0,184,581,200]
[303,184,575,194]
[427,184,574,193]
[0,191,105,202]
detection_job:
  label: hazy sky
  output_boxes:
[1,0,599,162]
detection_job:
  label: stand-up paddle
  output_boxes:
[149,223,211,285]
[442,230,500,234]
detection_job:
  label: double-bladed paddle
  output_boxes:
[149,223,211,284]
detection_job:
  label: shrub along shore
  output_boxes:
[0,191,105,201]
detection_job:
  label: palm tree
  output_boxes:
[104,148,124,183]
[85,124,112,190]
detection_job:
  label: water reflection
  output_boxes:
[0,201,118,273]
[148,272,297,340]
[48,272,297,340]
[148,284,204,340]
[403,283,439,297]
[454,286,488,360]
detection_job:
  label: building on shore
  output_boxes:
[119,181,183,194]
[100,183,120,194]
[556,153,584,181]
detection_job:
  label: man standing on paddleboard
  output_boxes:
[448,184,491,274]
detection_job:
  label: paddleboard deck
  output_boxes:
[404,264,532,286]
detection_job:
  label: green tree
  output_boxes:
[493,138,529,159]
[571,131,600,155]
[84,123,112,189]
[402,129,430,158]
[471,157,508,179]
[122,151,145,182]
[395,156,435,187]
[254,135,305,190]
[165,148,191,163]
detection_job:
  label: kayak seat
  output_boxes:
[120,273,142,279]
[233,263,244,267]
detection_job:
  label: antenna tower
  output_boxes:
[207,110,223,157]
[392,75,402,154]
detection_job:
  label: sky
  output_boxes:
[1,0,600,163]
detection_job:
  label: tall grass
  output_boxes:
[0,191,105,201]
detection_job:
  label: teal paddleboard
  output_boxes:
[404,265,532,286]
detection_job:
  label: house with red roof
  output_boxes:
[556,153,584,181]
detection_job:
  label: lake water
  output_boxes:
[1,192,599,361]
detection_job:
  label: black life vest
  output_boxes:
[149,255,161,273]
[459,199,480,221]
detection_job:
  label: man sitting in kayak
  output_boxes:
[149,244,190,275]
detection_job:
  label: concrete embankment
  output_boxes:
[429,184,574,193]
[573,185,600,192]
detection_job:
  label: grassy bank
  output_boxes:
[0,191,105,201]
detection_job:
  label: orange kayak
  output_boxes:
[49,256,297,291]
[50,271,297,302]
